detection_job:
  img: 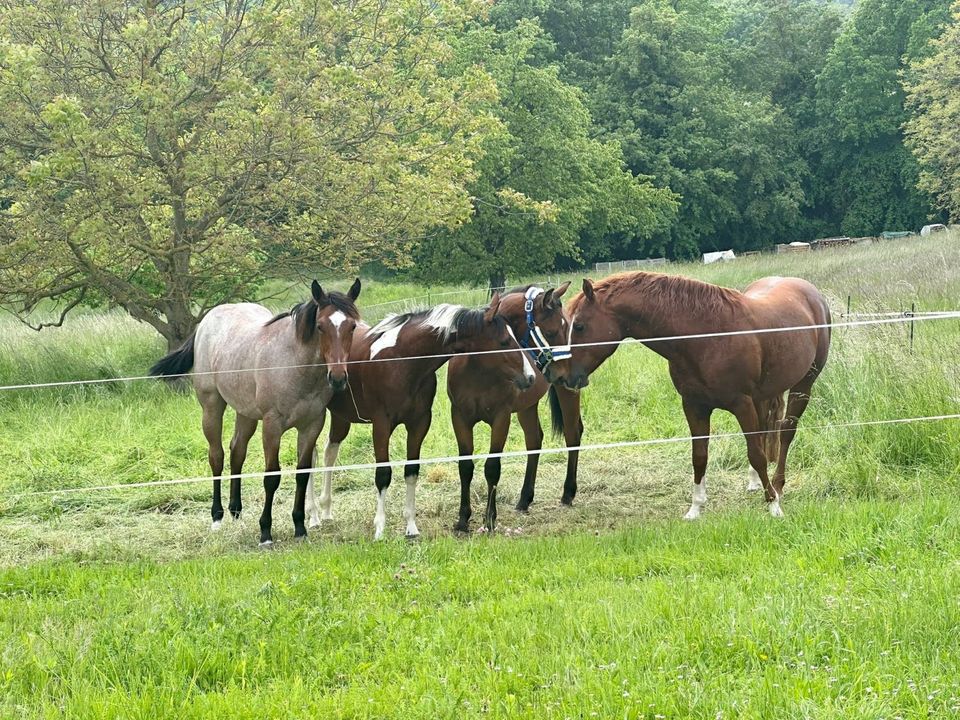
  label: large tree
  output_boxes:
[0,0,495,348]
[905,1,960,220]
[414,21,676,290]
[813,0,952,235]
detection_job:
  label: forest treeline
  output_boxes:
[1,0,957,343]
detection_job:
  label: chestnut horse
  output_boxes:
[544,272,831,518]
[150,279,361,546]
[307,294,534,539]
[446,283,583,533]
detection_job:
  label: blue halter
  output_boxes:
[520,287,572,373]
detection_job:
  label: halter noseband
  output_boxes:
[520,287,572,373]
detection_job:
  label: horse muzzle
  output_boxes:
[328,371,348,392]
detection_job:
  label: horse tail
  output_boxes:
[149,333,196,379]
[548,384,564,439]
[758,393,786,462]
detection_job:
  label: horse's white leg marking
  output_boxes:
[370,322,405,358]
[403,474,420,538]
[211,520,222,531]
[684,479,707,520]
[319,441,340,522]
[746,467,763,491]
[769,492,784,518]
[374,488,387,540]
[507,326,536,383]
[329,311,346,329]
[305,445,321,528]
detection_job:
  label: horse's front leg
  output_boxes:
[451,410,475,533]
[555,386,583,505]
[228,414,258,521]
[372,416,394,540]
[307,413,351,528]
[258,417,284,547]
[402,415,433,539]
[293,420,325,539]
[515,403,543,512]
[483,414,512,532]
[682,398,713,520]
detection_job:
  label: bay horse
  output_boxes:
[149,279,361,546]
[543,272,831,518]
[307,294,534,539]
[446,283,584,533]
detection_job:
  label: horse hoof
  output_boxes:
[308,518,321,530]
[683,508,702,521]
[768,499,784,518]
[294,534,307,542]
[258,539,274,550]
[515,503,530,514]
[405,532,421,542]
[560,497,574,507]
[211,520,222,531]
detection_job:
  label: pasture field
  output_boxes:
[2,234,960,717]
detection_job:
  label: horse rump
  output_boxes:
[149,333,196,379]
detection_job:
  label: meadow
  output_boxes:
[2,234,960,718]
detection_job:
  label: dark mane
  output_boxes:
[265,290,360,343]
[571,271,741,316]
[503,283,537,297]
[370,303,502,343]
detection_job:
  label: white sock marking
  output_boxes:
[211,520,222,531]
[403,474,420,537]
[319,442,339,522]
[374,488,387,540]
[684,479,707,520]
[747,467,763,491]
[769,493,784,517]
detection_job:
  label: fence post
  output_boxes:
[910,302,915,353]
[846,295,851,316]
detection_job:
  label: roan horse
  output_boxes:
[306,294,534,539]
[544,272,831,518]
[446,283,581,533]
[149,279,362,546]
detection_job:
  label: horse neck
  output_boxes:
[400,327,457,374]
[604,290,697,363]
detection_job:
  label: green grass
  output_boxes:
[1,233,959,717]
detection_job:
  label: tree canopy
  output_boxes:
[0,0,495,346]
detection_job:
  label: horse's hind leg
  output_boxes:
[402,415,432,539]
[515,403,544,512]
[200,392,228,530]
[731,396,781,517]
[747,394,785,491]
[682,398,712,520]
[228,414,258,520]
[772,374,817,496]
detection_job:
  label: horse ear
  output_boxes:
[544,281,571,309]
[311,280,326,303]
[485,292,501,322]
[582,278,596,303]
[348,277,361,301]
[554,280,571,301]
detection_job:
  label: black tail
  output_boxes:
[548,384,564,439]
[149,333,196,379]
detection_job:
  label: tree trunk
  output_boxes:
[488,269,506,297]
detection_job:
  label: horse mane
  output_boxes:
[570,272,741,317]
[503,283,537,297]
[370,303,502,344]
[265,290,360,343]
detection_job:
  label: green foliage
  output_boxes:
[813,0,952,235]
[905,1,960,220]
[0,0,495,345]
[413,21,676,288]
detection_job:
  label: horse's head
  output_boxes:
[497,282,572,377]
[543,278,620,390]
[452,293,535,391]
[309,278,361,392]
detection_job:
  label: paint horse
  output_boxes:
[308,294,534,539]
[544,272,831,518]
[446,283,583,533]
[149,279,362,546]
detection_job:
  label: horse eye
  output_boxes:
[500,339,511,348]
[574,322,585,332]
